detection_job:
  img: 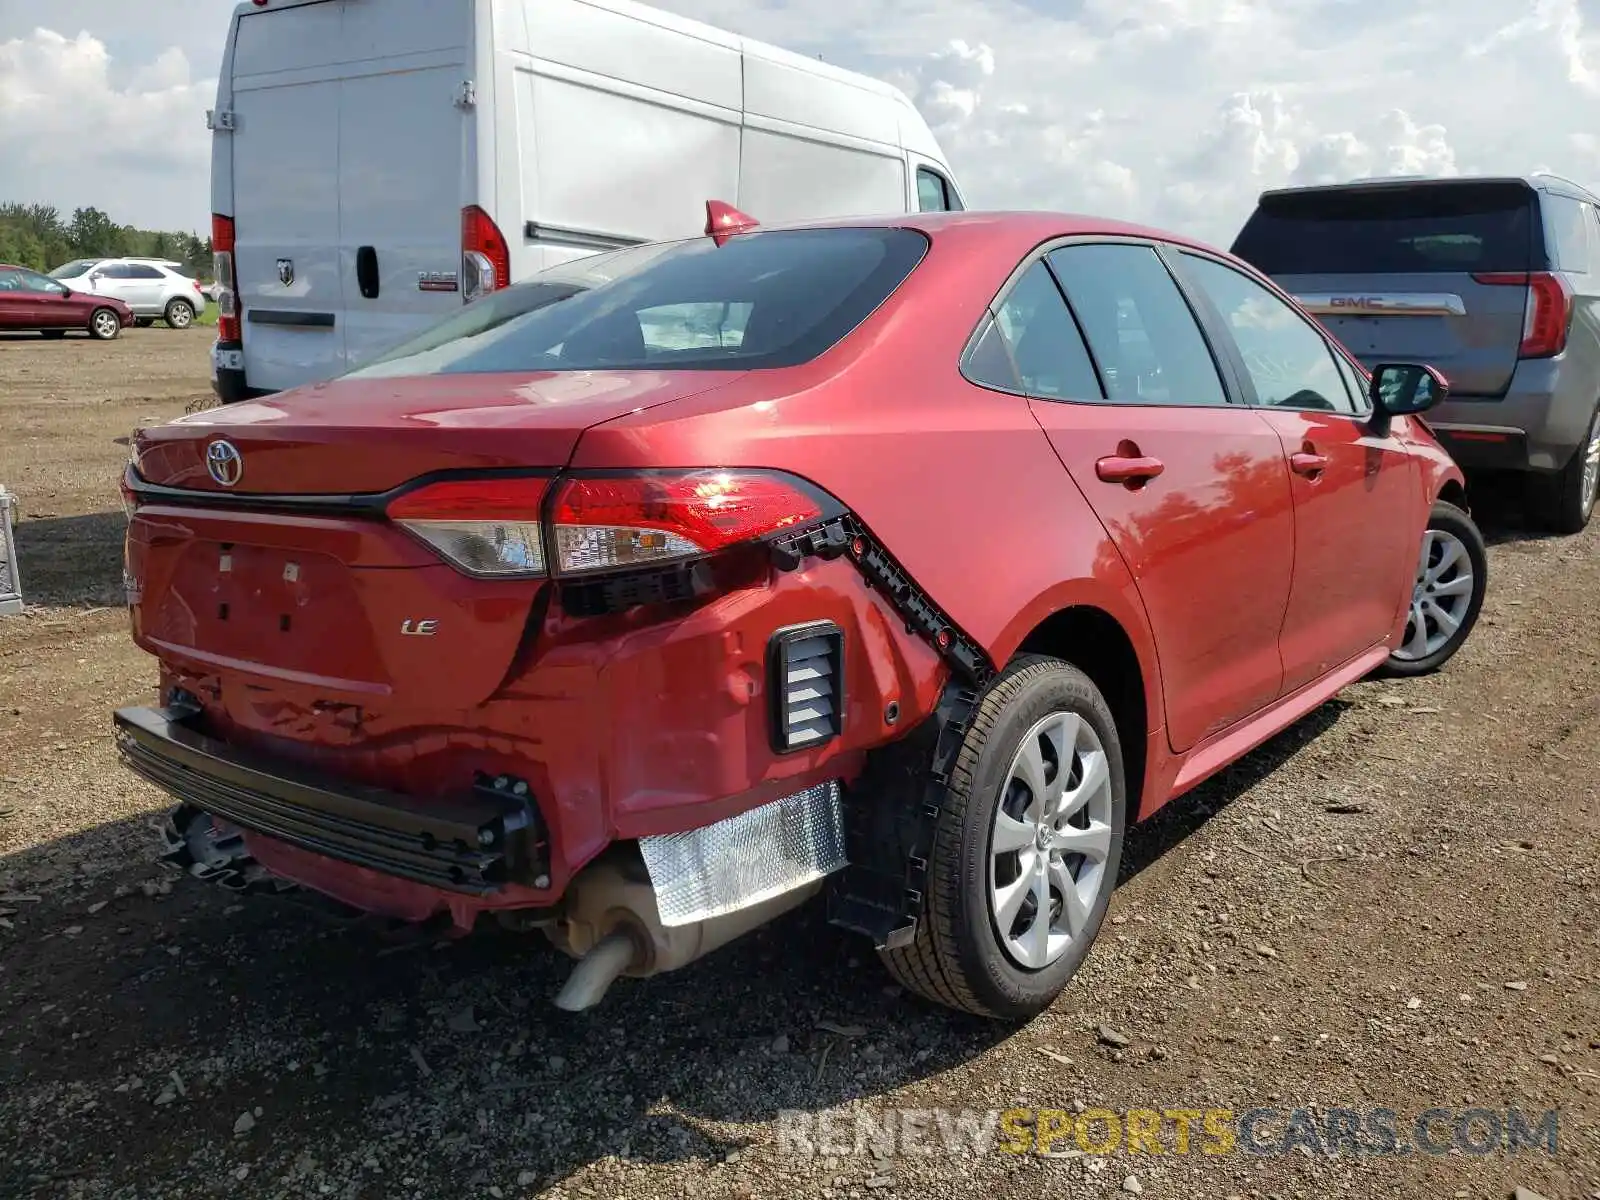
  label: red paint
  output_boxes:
[122,211,1469,926]
[0,263,135,335]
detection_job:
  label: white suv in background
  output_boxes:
[48,258,208,329]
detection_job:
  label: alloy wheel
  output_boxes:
[93,311,119,339]
[1393,528,1475,662]
[168,302,194,329]
[1580,411,1600,520]
[988,710,1115,970]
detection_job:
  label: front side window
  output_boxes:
[16,269,63,294]
[345,228,928,378]
[1047,243,1230,407]
[94,264,130,280]
[965,260,1100,400]
[126,264,166,280]
[917,168,958,213]
[1180,253,1357,415]
[49,259,98,279]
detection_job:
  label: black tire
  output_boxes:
[1530,404,1600,534]
[1380,500,1487,677]
[87,308,121,340]
[163,299,195,330]
[880,655,1127,1020]
[39,329,66,340]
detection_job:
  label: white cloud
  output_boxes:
[1,0,1598,246]
[0,27,214,233]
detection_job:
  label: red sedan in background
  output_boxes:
[0,264,135,339]
[114,208,1487,1021]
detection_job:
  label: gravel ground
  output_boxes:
[0,330,1596,1200]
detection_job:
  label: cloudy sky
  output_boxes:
[0,0,1596,247]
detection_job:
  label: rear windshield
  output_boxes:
[345,227,928,378]
[1231,182,1539,275]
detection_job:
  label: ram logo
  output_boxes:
[400,619,439,637]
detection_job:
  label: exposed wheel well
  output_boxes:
[1438,478,1468,511]
[1016,606,1147,812]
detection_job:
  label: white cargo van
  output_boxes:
[207,0,965,401]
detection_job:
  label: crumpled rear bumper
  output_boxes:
[115,703,552,897]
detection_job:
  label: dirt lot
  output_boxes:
[0,330,1596,1200]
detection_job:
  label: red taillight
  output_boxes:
[461,205,511,303]
[212,213,239,342]
[386,476,548,578]
[549,471,824,575]
[386,470,832,581]
[1472,270,1573,358]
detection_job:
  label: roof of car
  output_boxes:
[743,209,1232,258]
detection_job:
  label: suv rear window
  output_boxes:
[347,228,928,378]
[1231,182,1539,274]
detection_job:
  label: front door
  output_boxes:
[976,241,1296,753]
[1174,250,1420,692]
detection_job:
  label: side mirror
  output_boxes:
[1368,361,1447,436]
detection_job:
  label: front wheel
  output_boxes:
[880,656,1126,1020]
[1382,500,1487,676]
[164,299,195,330]
[88,308,122,340]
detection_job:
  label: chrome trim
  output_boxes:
[523,221,647,253]
[1426,423,1525,436]
[1295,293,1468,318]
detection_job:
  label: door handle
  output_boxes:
[1289,450,1329,477]
[1095,454,1165,485]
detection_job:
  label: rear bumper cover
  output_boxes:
[1429,354,1597,472]
[114,703,550,894]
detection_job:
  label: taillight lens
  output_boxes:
[1472,270,1573,358]
[212,213,239,342]
[461,205,510,304]
[386,476,548,578]
[549,471,825,575]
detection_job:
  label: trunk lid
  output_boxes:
[228,0,471,392]
[128,371,746,709]
[1231,179,1543,397]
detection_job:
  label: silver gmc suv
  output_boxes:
[1232,174,1600,532]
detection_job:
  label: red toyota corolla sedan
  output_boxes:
[0,263,134,339]
[115,209,1486,1020]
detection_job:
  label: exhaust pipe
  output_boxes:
[546,857,822,1011]
[552,930,637,1012]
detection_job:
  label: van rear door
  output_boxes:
[227,0,471,392]
[1231,179,1542,398]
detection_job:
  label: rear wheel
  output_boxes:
[1382,500,1487,676]
[1531,404,1600,534]
[880,656,1126,1020]
[164,298,195,330]
[88,308,121,341]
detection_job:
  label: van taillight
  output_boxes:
[212,213,240,342]
[1472,270,1573,358]
[461,205,510,303]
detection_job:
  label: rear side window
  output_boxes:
[346,228,927,377]
[0,270,25,292]
[1048,243,1229,407]
[966,261,1101,400]
[917,168,962,213]
[1544,195,1593,274]
[1232,182,1538,274]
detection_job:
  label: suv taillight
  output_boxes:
[461,205,510,304]
[1472,270,1573,358]
[384,470,835,582]
[212,213,239,342]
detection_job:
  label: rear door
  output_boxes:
[0,268,38,328]
[227,0,470,390]
[1231,180,1540,397]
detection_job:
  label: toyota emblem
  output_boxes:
[206,440,243,487]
